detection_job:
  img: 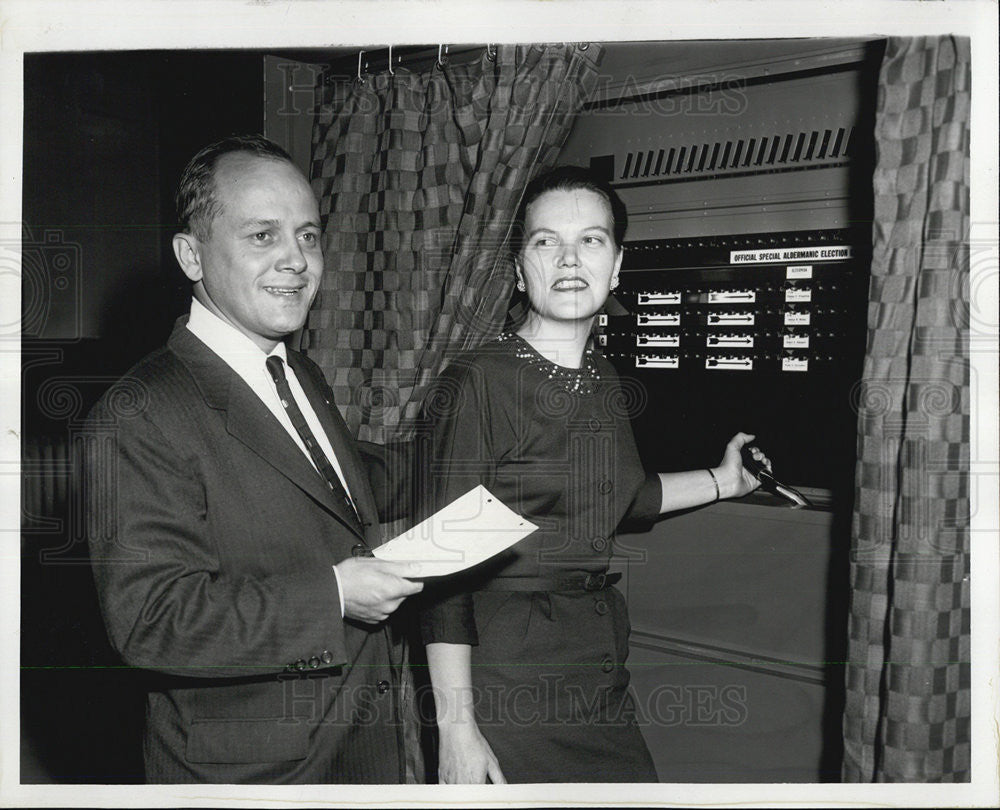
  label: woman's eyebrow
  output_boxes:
[526,225,612,238]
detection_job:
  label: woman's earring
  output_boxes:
[516,278,526,292]
[610,277,620,291]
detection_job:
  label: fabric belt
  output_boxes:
[475,572,621,592]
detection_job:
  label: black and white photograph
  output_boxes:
[2,1,997,807]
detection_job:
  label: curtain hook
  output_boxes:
[357,50,365,82]
[387,44,395,76]
[437,43,449,69]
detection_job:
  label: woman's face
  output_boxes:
[516,187,623,326]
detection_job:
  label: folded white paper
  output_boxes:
[372,485,537,578]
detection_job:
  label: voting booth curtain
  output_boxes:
[306,43,603,443]
[842,36,971,782]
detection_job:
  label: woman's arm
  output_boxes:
[425,642,506,784]
[657,431,767,514]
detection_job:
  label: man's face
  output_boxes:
[183,153,323,352]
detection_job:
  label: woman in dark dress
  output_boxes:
[419,166,769,783]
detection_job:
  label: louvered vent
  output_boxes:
[615,126,854,184]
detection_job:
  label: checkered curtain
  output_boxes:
[306,44,603,443]
[842,36,970,782]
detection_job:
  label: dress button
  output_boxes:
[589,419,601,432]
[321,650,334,664]
[594,599,609,615]
[599,480,613,494]
[295,659,307,672]
[601,655,615,673]
[591,536,608,552]
[308,656,321,669]
[377,680,390,694]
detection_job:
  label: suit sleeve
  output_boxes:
[84,398,348,679]
[416,359,496,647]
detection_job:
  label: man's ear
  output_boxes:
[172,233,203,283]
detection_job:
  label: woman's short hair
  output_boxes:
[511,165,628,254]
[176,134,295,240]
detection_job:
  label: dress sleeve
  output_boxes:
[597,356,663,529]
[417,358,497,647]
[623,472,663,524]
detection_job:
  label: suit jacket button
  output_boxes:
[591,536,608,552]
[308,656,321,669]
[295,659,307,672]
[594,599,609,615]
[601,655,615,673]
[321,650,334,664]
[377,680,390,694]
[599,480,613,494]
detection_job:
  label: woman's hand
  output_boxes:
[716,432,771,498]
[437,721,507,784]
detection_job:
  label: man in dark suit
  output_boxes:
[84,135,423,783]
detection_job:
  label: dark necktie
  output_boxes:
[266,355,363,530]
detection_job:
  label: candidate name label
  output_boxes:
[786,265,814,279]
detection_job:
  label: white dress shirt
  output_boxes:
[186,298,350,614]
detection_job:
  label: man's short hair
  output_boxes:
[176,134,296,240]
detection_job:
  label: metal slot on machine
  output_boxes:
[637,313,681,327]
[636,334,680,348]
[705,355,754,371]
[637,291,681,305]
[707,289,757,304]
[706,334,754,348]
[706,311,755,326]
[636,354,680,369]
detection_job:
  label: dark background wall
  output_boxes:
[21,50,265,783]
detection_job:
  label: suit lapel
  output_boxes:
[168,323,366,540]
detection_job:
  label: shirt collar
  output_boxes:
[186,297,288,378]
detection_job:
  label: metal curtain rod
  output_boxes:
[324,44,488,82]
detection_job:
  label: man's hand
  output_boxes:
[334,558,424,623]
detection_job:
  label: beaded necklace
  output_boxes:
[499,332,601,395]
